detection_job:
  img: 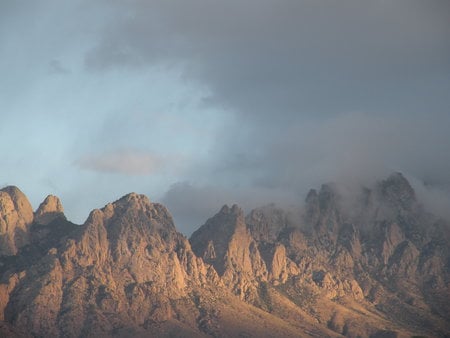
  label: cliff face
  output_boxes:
[190,205,267,301]
[0,174,449,338]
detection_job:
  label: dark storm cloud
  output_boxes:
[86,0,450,225]
[87,0,450,116]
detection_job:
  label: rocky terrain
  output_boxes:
[0,173,449,337]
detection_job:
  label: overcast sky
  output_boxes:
[1,0,450,234]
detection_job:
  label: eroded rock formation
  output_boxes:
[0,174,449,337]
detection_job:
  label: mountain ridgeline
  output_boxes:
[0,173,449,337]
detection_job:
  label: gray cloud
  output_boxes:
[163,111,450,232]
[162,182,300,235]
[83,0,450,230]
[48,60,69,75]
[215,112,450,187]
[86,0,450,116]
[407,175,450,220]
[162,182,233,234]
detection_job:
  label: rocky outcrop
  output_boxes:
[190,205,267,300]
[0,187,33,256]
[246,204,289,242]
[34,195,65,225]
[304,183,343,250]
[377,172,417,212]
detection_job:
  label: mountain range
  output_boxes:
[0,173,449,337]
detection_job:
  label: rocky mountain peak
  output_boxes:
[116,192,151,205]
[0,186,34,222]
[305,188,318,204]
[304,184,340,223]
[304,189,320,229]
[0,186,33,255]
[34,195,65,225]
[218,203,243,217]
[202,204,245,233]
[190,204,246,272]
[190,204,270,300]
[303,183,343,247]
[108,192,154,217]
[318,183,340,210]
[377,172,416,209]
[246,204,289,243]
[88,192,177,242]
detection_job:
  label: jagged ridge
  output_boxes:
[0,173,449,337]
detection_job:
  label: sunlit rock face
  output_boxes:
[0,192,221,337]
[0,173,449,337]
[34,195,65,225]
[190,205,268,300]
[0,186,33,256]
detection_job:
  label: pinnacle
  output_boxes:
[378,172,416,207]
[305,189,318,203]
[34,195,65,225]
[116,192,151,206]
[219,204,242,216]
